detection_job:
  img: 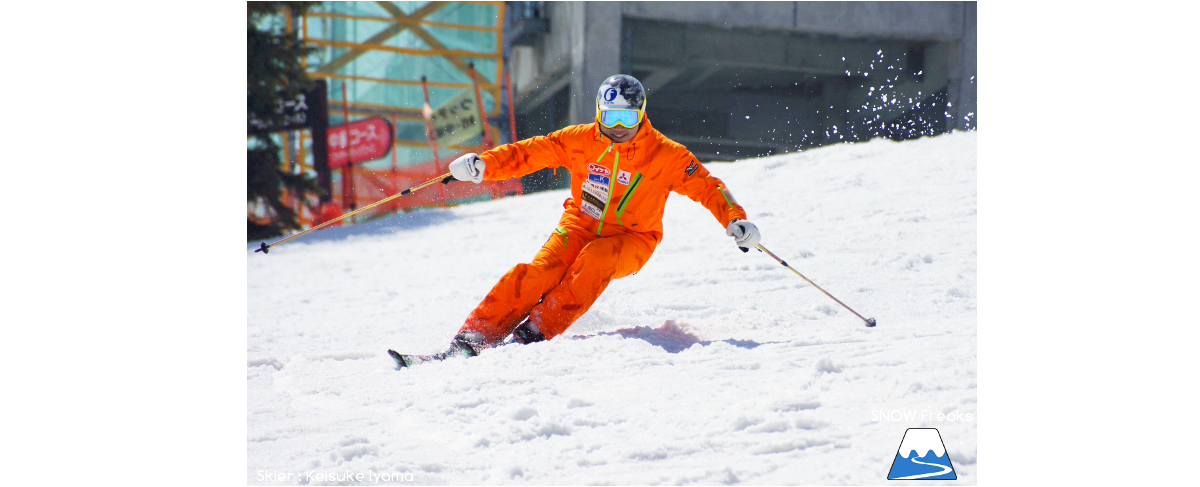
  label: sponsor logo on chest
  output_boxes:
[588,163,612,177]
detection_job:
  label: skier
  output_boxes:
[433,75,760,358]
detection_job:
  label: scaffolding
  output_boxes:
[279,1,521,227]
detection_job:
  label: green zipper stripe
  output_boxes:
[595,149,619,236]
[614,172,643,224]
[595,143,614,163]
[555,225,568,248]
[718,185,736,208]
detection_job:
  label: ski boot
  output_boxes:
[512,320,546,344]
[442,330,486,358]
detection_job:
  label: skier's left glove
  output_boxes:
[726,219,761,253]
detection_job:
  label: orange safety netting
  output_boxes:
[301,154,525,227]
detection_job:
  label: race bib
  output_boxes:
[581,170,611,219]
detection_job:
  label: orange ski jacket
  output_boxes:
[479,118,747,238]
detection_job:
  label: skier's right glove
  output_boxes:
[726,218,761,253]
[448,153,485,184]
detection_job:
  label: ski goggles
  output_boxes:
[596,108,643,129]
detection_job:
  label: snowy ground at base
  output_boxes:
[247,132,977,485]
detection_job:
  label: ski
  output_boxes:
[389,335,519,369]
[387,349,446,368]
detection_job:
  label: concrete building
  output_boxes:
[504,1,976,166]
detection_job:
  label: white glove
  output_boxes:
[448,153,485,184]
[726,219,761,252]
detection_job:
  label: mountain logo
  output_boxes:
[887,428,957,480]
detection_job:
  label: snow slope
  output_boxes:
[247,132,977,485]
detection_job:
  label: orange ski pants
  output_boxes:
[458,211,659,343]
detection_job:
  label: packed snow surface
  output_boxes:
[248,132,977,485]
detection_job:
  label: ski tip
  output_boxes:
[387,349,409,368]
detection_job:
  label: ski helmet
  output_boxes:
[595,74,646,128]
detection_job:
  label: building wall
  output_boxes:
[570,3,622,125]
[622,1,966,39]
[951,1,977,130]
[509,1,976,154]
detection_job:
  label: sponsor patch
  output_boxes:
[581,191,607,209]
[685,160,700,176]
[588,173,611,185]
[580,201,603,219]
[583,181,609,200]
[617,170,631,185]
[588,163,612,176]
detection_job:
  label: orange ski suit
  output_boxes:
[458,118,747,342]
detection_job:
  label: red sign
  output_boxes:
[327,117,393,168]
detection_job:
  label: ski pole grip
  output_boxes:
[442,175,458,184]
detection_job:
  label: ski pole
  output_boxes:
[254,172,457,254]
[756,244,877,327]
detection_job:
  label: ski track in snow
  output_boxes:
[248,132,977,485]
